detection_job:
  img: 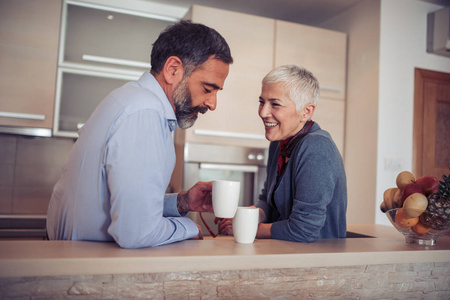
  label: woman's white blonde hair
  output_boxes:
[262,65,319,111]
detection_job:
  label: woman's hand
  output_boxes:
[177,181,213,214]
[215,217,233,236]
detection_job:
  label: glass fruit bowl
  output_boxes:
[386,208,450,246]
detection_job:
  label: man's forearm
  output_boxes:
[177,192,190,214]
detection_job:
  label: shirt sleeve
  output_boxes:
[270,136,339,242]
[105,109,198,248]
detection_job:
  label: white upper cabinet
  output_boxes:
[275,20,347,155]
[179,6,347,152]
[179,5,274,149]
[0,0,61,135]
[275,20,347,100]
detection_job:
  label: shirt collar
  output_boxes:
[137,72,178,131]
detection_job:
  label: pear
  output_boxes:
[403,193,428,219]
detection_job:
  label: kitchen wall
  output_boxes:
[321,0,450,225]
[321,0,381,225]
[376,0,450,225]
[0,134,74,215]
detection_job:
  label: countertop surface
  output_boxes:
[1,224,449,278]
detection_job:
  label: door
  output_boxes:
[413,68,450,179]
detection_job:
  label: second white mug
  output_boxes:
[212,180,240,218]
[232,207,259,244]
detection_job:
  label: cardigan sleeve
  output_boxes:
[270,134,342,242]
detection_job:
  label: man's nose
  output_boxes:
[205,95,217,111]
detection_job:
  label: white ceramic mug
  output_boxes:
[232,207,259,244]
[212,180,240,218]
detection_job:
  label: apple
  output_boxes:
[401,183,425,204]
[415,176,439,196]
[396,171,415,190]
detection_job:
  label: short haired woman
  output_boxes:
[219,65,347,242]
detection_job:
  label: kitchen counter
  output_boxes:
[1,224,449,278]
[1,224,449,299]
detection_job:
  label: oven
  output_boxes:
[181,143,268,236]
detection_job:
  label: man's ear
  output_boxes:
[162,56,184,85]
[301,103,316,121]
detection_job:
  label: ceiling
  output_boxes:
[145,0,449,26]
[145,0,363,26]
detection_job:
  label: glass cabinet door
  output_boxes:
[54,69,136,137]
[62,2,175,72]
[53,1,177,137]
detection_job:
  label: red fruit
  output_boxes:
[415,176,439,196]
[401,183,424,204]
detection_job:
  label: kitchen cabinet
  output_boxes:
[0,0,62,135]
[312,98,346,154]
[53,1,175,137]
[177,5,274,149]
[180,6,347,153]
[275,20,347,155]
[275,20,347,99]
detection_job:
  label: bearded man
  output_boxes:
[46,21,233,248]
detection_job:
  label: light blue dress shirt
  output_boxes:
[46,72,199,248]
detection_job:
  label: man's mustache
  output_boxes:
[196,106,208,114]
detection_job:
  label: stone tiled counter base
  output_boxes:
[1,262,449,299]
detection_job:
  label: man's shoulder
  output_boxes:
[110,82,165,114]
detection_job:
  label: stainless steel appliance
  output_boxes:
[181,143,268,236]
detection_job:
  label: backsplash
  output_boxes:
[0,134,74,215]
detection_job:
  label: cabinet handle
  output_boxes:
[320,86,342,93]
[0,111,45,121]
[82,54,151,69]
[200,163,259,173]
[194,129,266,140]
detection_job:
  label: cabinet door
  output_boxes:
[275,20,347,99]
[312,98,345,156]
[181,6,273,148]
[0,0,61,130]
[62,3,174,73]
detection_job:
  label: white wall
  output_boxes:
[376,0,450,225]
[320,0,381,225]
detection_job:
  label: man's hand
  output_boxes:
[177,181,213,214]
[189,223,204,240]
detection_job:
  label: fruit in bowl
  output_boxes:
[381,166,450,245]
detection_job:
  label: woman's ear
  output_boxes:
[301,103,316,121]
[162,56,184,85]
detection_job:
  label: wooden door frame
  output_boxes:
[413,68,450,177]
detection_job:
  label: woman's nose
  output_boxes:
[259,103,270,118]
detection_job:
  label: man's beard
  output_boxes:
[173,77,208,129]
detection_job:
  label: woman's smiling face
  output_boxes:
[258,82,304,142]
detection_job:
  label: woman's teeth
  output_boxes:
[265,122,277,127]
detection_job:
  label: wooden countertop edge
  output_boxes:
[2,249,450,278]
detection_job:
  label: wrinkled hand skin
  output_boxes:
[215,217,233,236]
[177,181,213,214]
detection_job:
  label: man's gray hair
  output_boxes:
[262,65,319,111]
